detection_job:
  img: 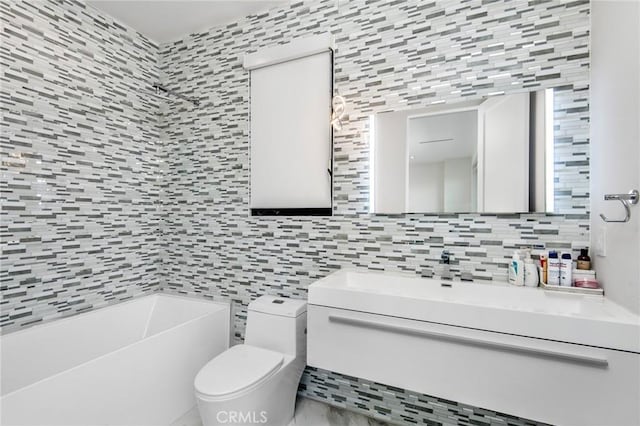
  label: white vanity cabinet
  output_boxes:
[307,270,640,426]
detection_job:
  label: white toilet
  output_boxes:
[194,295,307,426]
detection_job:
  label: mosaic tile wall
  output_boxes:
[158,0,590,340]
[158,0,590,424]
[300,366,546,426]
[0,0,161,333]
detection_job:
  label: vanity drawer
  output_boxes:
[307,305,640,426]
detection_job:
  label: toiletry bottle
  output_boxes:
[540,255,547,284]
[548,251,560,285]
[515,251,525,286]
[524,258,539,287]
[577,248,591,270]
[508,250,524,286]
[508,251,518,285]
[560,252,573,287]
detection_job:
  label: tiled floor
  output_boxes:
[171,397,392,426]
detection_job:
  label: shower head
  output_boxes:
[150,83,199,106]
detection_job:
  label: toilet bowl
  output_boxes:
[194,295,307,426]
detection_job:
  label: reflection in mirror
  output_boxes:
[371,89,562,214]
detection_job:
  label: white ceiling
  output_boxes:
[407,110,478,164]
[88,0,290,44]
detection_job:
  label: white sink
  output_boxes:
[308,269,640,353]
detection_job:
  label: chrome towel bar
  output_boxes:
[600,189,639,223]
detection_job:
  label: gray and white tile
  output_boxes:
[2,0,589,424]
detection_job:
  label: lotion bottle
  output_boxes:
[524,257,539,287]
[508,250,524,286]
[560,252,573,287]
[548,251,560,285]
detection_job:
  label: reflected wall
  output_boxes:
[371,87,585,214]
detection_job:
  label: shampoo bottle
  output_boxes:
[560,252,573,287]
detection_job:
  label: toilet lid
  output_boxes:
[194,344,284,397]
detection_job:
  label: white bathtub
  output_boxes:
[1,294,230,426]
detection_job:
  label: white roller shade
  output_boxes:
[248,49,332,213]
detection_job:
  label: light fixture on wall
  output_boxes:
[331,94,346,131]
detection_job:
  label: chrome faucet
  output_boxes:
[438,250,453,280]
[440,250,451,265]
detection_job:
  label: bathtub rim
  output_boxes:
[1,292,229,340]
[1,293,230,399]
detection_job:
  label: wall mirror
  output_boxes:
[370,86,589,214]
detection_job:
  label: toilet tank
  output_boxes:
[245,296,307,358]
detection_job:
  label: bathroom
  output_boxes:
[1,0,639,425]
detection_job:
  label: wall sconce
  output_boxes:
[331,94,346,131]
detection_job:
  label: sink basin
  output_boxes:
[308,269,640,352]
[307,270,640,426]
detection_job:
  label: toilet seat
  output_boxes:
[194,344,284,400]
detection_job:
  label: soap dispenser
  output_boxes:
[508,250,524,286]
[524,257,539,287]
